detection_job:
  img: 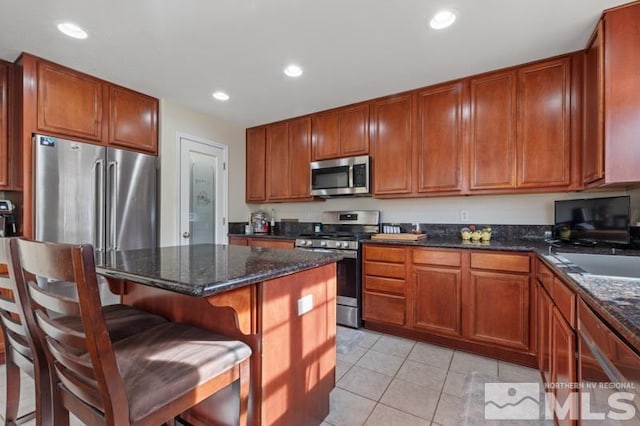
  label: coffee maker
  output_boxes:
[0,200,17,237]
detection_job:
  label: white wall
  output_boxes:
[254,190,634,225]
[158,99,249,246]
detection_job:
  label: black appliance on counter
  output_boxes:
[0,200,17,237]
[554,196,631,245]
[295,210,380,328]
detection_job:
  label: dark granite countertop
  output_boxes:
[228,233,299,240]
[95,244,342,297]
[364,237,640,352]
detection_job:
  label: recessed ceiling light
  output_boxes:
[429,10,456,30]
[212,91,230,101]
[284,64,303,78]
[57,22,88,39]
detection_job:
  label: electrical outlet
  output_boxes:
[460,210,470,222]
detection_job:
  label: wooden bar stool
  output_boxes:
[0,238,169,426]
[10,238,251,426]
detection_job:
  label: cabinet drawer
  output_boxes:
[470,252,530,273]
[413,249,461,267]
[364,291,405,326]
[537,260,553,294]
[553,277,576,327]
[364,245,406,263]
[363,261,405,279]
[364,276,405,296]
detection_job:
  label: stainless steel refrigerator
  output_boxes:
[34,134,157,252]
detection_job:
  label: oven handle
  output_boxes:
[295,247,357,259]
[578,319,627,384]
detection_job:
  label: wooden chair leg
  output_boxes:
[52,382,70,426]
[238,358,251,426]
[4,356,20,424]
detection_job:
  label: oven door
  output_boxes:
[578,299,640,424]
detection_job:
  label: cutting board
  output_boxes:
[371,233,427,241]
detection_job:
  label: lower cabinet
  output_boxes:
[228,237,295,249]
[551,307,577,426]
[363,244,534,362]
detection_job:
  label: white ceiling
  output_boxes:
[0,0,625,127]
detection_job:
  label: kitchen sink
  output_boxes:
[555,252,640,279]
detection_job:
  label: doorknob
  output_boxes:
[182,232,191,238]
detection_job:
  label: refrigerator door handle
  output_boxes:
[95,160,105,251]
[108,161,118,250]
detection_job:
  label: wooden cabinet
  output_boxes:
[583,2,640,186]
[36,59,104,142]
[311,103,369,160]
[30,54,158,153]
[363,245,407,326]
[371,93,415,196]
[107,85,158,153]
[469,70,517,190]
[245,126,266,202]
[266,117,313,202]
[538,283,553,383]
[551,307,577,425]
[412,249,462,336]
[229,237,248,246]
[517,57,571,188]
[467,252,532,351]
[416,82,465,194]
[248,238,294,249]
[0,61,8,188]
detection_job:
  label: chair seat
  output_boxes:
[78,322,251,422]
[58,304,168,342]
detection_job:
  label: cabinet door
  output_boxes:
[246,126,267,202]
[412,266,462,337]
[0,62,8,188]
[37,60,104,142]
[266,122,289,200]
[288,116,312,200]
[538,283,553,384]
[517,57,571,188]
[311,110,340,161]
[469,71,517,190]
[228,237,248,246]
[108,86,158,153]
[363,292,405,326]
[416,82,465,193]
[371,94,414,195]
[551,308,577,425]
[583,23,604,185]
[603,4,640,184]
[340,103,369,157]
[467,271,530,351]
[248,239,294,249]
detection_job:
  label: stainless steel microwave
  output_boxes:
[310,155,370,197]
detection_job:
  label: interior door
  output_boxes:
[179,135,227,245]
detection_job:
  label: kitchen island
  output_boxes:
[96,244,342,426]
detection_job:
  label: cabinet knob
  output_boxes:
[182,232,191,238]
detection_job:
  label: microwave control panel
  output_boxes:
[353,164,367,187]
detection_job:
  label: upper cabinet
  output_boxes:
[36,60,104,142]
[416,81,466,194]
[108,85,158,153]
[265,117,313,202]
[583,2,640,186]
[469,70,517,191]
[371,93,415,196]
[517,57,571,188]
[311,102,369,161]
[246,126,267,203]
[27,54,158,154]
[0,61,9,188]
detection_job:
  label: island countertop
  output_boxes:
[95,243,343,297]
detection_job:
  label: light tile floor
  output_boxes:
[1,326,549,426]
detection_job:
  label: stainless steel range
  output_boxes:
[295,210,380,328]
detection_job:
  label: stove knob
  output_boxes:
[320,241,328,247]
[305,240,313,246]
[337,242,347,249]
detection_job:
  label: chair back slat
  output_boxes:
[0,275,14,290]
[0,310,25,337]
[46,338,97,383]
[7,330,32,360]
[8,345,35,375]
[0,294,20,314]
[12,239,130,423]
[27,281,81,317]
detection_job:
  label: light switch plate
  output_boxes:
[298,294,314,316]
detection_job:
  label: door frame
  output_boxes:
[176,132,229,245]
